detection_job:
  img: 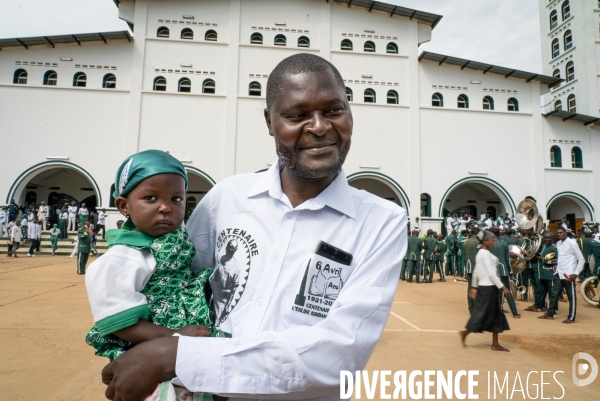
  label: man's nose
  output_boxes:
[306,112,331,136]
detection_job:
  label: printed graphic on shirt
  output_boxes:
[292,254,349,320]
[210,228,259,326]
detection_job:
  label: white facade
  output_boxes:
[1,0,598,232]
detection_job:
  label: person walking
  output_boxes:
[553,227,585,323]
[67,202,78,231]
[49,223,60,256]
[7,220,22,258]
[38,201,49,230]
[489,227,520,318]
[96,208,107,239]
[76,224,92,274]
[537,232,560,320]
[460,230,511,351]
[27,217,41,257]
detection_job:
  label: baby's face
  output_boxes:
[117,173,186,237]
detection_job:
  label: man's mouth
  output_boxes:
[300,143,336,155]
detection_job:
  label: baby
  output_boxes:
[85,150,228,400]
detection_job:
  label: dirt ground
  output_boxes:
[1,256,599,400]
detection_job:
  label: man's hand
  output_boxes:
[175,325,211,337]
[569,274,577,282]
[469,288,477,299]
[102,336,178,401]
[502,287,511,298]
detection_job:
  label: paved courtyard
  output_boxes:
[1,255,598,400]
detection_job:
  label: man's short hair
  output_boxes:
[556,226,566,233]
[266,53,345,109]
[489,227,500,236]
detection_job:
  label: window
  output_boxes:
[387,90,398,104]
[43,70,57,86]
[249,81,261,96]
[205,30,217,41]
[567,94,576,112]
[346,87,353,102]
[364,41,375,52]
[73,72,87,87]
[566,61,575,82]
[507,98,519,112]
[483,96,494,110]
[457,94,469,108]
[550,10,558,29]
[554,100,562,110]
[250,32,263,44]
[341,39,353,51]
[550,146,562,167]
[181,28,193,40]
[553,68,561,88]
[297,36,310,48]
[386,42,398,54]
[364,88,375,103]
[564,30,573,50]
[552,38,560,58]
[178,77,191,93]
[202,78,215,94]
[13,69,27,84]
[157,26,170,38]
[274,34,286,46]
[562,1,570,20]
[432,92,443,107]
[103,73,116,89]
[571,146,582,168]
[153,76,166,91]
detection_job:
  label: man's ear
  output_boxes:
[114,197,129,218]
[264,108,274,137]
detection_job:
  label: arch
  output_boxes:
[202,78,215,94]
[457,94,469,108]
[249,81,261,96]
[157,26,170,38]
[178,77,191,93]
[438,176,516,218]
[386,42,398,54]
[483,96,494,110]
[571,146,583,168]
[547,192,594,221]
[345,87,353,102]
[5,160,102,207]
[507,97,519,112]
[103,73,116,88]
[554,100,562,110]
[386,90,398,104]
[184,166,216,186]
[364,88,376,103]
[341,39,353,51]
[562,0,570,20]
[564,30,573,50]
[364,41,375,52]
[550,10,558,29]
[44,70,57,86]
[250,32,263,44]
[297,36,310,48]
[181,28,194,40]
[421,193,431,217]
[567,94,576,112]
[347,171,410,213]
[274,34,286,46]
[552,69,561,89]
[25,191,37,205]
[154,76,167,91]
[550,145,562,167]
[565,61,574,82]
[432,92,443,107]
[551,38,560,58]
[73,72,87,87]
[205,29,217,41]
[13,68,27,84]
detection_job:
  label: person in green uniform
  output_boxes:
[502,228,516,246]
[537,232,561,319]
[49,223,60,256]
[434,234,446,282]
[489,228,520,318]
[58,208,68,239]
[445,230,457,277]
[400,231,409,281]
[406,230,422,283]
[576,229,593,281]
[463,227,480,313]
[518,229,535,304]
[457,230,466,278]
[77,223,92,274]
[422,230,437,283]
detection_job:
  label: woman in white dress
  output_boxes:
[460,230,511,351]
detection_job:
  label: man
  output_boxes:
[27,217,41,257]
[0,207,7,237]
[8,199,19,223]
[518,228,535,303]
[576,229,593,282]
[101,53,407,400]
[463,227,480,313]
[445,230,457,276]
[480,212,487,221]
[422,229,437,283]
[413,216,420,236]
[553,226,584,323]
[561,218,569,231]
[96,208,107,239]
[76,223,92,275]
[67,201,78,231]
[434,234,446,282]
[484,215,493,229]
[445,213,454,236]
[457,229,466,278]
[488,227,520,318]
[502,228,516,245]
[495,214,504,228]
[400,230,409,281]
[406,230,422,283]
[503,213,512,227]
[7,219,22,258]
[38,201,49,230]
[537,232,561,320]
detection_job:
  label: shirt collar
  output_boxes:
[247,159,356,219]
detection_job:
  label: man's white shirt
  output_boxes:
[556,237,585,277]
[28,222,41,240]
[183,161,407,400]
[98,212,106,225]
[68,206,78,218]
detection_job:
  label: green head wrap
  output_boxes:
[22,214,27,218]
[113,150,188,199]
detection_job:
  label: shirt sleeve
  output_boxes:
[484,252,504,289]
[187,188,217,272]
[571,240,585,275]
[176,211,408,399]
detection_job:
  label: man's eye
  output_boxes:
[328,107,343,114]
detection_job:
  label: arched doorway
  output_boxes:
[546,192,594,232]
[185,167,216,214]
[439,177,515,220]
[346,172,409,211]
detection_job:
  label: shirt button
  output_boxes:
[273,254,279,260]
[195,377,203,385]
[257,298,263,306]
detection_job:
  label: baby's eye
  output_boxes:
[143,196,157,201]
[172,197,182,202]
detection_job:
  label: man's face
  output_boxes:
[556,229,567,241]
[265,69,353,179]
[543,233,554,245]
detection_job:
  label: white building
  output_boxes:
[1,0,598,232]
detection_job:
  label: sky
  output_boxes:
[0,0,543,73]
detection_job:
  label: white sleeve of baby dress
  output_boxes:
[85,245,157,336]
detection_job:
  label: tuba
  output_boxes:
[509,199,543,274]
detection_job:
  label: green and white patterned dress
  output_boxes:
[86,225,228,360]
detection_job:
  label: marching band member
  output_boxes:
[553,227,585,323]
[488,228,520,318]
[463,227,480,313]
[445,230,457,276]
[537,232,560,320]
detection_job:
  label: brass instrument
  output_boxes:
[544,252,556,262]
[509,199,543,274]
[580,276,599,307]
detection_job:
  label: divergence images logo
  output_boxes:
[572,352,598,387]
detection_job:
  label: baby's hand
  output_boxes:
[175,325,211,337]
